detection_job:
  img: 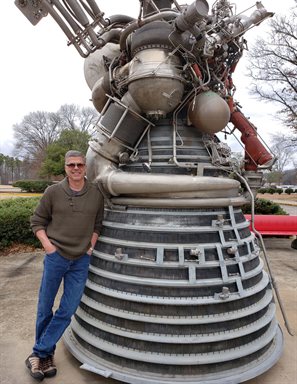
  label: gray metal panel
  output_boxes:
[80,288,273,324]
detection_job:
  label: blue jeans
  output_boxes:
[33,251,90,358]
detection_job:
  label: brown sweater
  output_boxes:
[30,178,104,259]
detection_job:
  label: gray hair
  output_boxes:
[65,150,86,163]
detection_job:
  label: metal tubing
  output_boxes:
[97,29,121,46]
[75,304,275,342]
[110,196,248,208]
[70,318,278,365]
[230,109,274,170]
[232,4,274,36]
[51,0,81,33]
[80,289,273,323]
[64,326,283,384]
[101,171,240,196]
[85,0,102,17]
[237,172,294,336]
[172,61,211,170]
[40,0,76,42]
[108,15,135,25]
[84,268,268,304]
[87,25,101,46]
[65,0,89,26]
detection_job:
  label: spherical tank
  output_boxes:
[188,91,231,134]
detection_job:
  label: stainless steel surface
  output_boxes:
[127,49,185,118]
[101,171,240,197]
[188,91,231,134]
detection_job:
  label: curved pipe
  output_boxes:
[230,109,274,171]
[110,196,248,208]
[100,170,240,197]
[119,10,179,51]
[108,15,136,25]
[238,172,294,336]
[97,29,122,47]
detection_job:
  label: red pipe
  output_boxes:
[244,215,297,235]
[230,110,273,171]
[192,63,202,79]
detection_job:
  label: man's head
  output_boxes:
[64,150,86,184]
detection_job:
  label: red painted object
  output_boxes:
[244,215,297,235]
[230,110,273,171]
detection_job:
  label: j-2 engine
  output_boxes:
[16,0,285,382]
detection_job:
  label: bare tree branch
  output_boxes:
[246,4,297,132]
[12,104,99,174]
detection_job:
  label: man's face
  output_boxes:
[65,156,86,183]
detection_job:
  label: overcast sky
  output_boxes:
[0,0,295,157]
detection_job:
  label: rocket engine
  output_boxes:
[16,0,284,383]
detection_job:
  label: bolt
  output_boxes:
[227,246,237,255]
[219,286,230,300]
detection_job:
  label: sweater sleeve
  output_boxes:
[30,187,53,234]
[93,191,104,235]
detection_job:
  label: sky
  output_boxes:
[0,0,295,157]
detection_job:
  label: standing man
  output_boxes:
[26,150,104,381]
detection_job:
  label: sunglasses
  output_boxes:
[65,163,86,169]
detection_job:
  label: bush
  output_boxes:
[257,187,283,195]
[285,188,294,195]
[257,188,267,194]
[13,180,53,193]
[267,188,276,194]
[242,198,287,215]
[0,197,40,250]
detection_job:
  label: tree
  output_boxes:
[57,104,98,133]
[40,129,90,177]
[270,132,296,172]
[263,131,297,185]
[0,153,5,184]
[0,153,27,184]
[13,110,60,163]
[13,104,98,177]
[246,2,297,132]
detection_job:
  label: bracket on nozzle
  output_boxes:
[15,0,48,25]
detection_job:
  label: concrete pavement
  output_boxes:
[0,238,296,384]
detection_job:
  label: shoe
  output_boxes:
[25,353,44,381]
[42,354,57,378]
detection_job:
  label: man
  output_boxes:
[26,150,104,381]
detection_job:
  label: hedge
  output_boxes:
[0,197,40,250]
[258,187,296,195]
[242,198,287,215]
[13,180,54,193]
